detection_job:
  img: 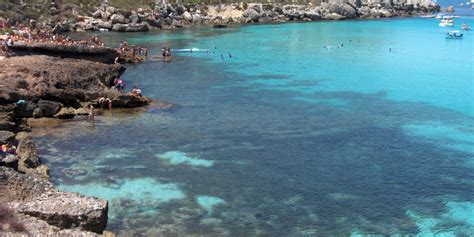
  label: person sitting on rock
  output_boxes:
[132,86,142,97]
[1,143,16,155]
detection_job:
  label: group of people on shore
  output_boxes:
[87,77,143,122]
[1,26,107,48]
[0,143,18,164]
[115,41,148,63]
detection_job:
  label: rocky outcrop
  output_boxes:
[2,0,440,33]
[111,94,153,108]
[1,167,108,234]
[0,56,124,104]
[16,136,39,171]
[18,191,108,233]
[63,1,439,32]
[55,107,76,119]
[112,23,149,32]
[0,130,15,144]
[9,43,118,64]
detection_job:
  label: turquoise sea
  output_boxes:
[33,15,473,236]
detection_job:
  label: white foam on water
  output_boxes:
[156,151,214,167]
[196,195,225,214]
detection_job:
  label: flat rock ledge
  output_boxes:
[18,191,108,233]
[1,167,108,235]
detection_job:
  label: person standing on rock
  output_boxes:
[88,105,95,122]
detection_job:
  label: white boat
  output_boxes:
[446,30,463,39]
[435,14,444,19]
[461,23,471,30]
[439,16,454,27]
[459,3,464,5]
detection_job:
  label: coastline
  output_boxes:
[0,6,465,235]
[1,2,440,34]
[0,50,171,235]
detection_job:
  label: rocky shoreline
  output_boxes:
[0,51,169,235]
[65,2,440,32]
[2,1,440,33]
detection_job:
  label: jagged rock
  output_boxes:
[98,10,110,20]
[0,130,15,144]
[137,8,144,14]
[323,13,346,20]
[273,5,283,14]
[14,102,37,118]
[54,107,75,119]
[32,108,43,118]
[98,20,112,30]
[243,8,260,22]
[29,19,38,28]
[110,14,128,24]
[35,164,50,178]
[112,94,152,108]
[0,166,54,202]
[74,108,89,116]
[112,23,149,32]
[183,11,193,22]
[175,5,185,14]
[327,3,357,18]
[92,10,102,18]
[304,11,322,21]
[0,120,15,132]
[52,23,70,34]
[0,56,124,107]
[106,6,116,14]
[130,14,139,24]
[147,18,162,28]
[17,136,40,170]
[38,100,62,117]
[192,14,202,23]
[14,132,29,143]
[18,191,108,233]
[380,9,392,17]
[172,19,183,28]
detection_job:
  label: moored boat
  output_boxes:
[446,30,463,39]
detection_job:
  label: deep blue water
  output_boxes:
[33,16,474,236]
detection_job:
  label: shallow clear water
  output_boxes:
[33,16,474,236]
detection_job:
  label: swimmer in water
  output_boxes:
[221,54,224,60]
[228,53,232,58]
